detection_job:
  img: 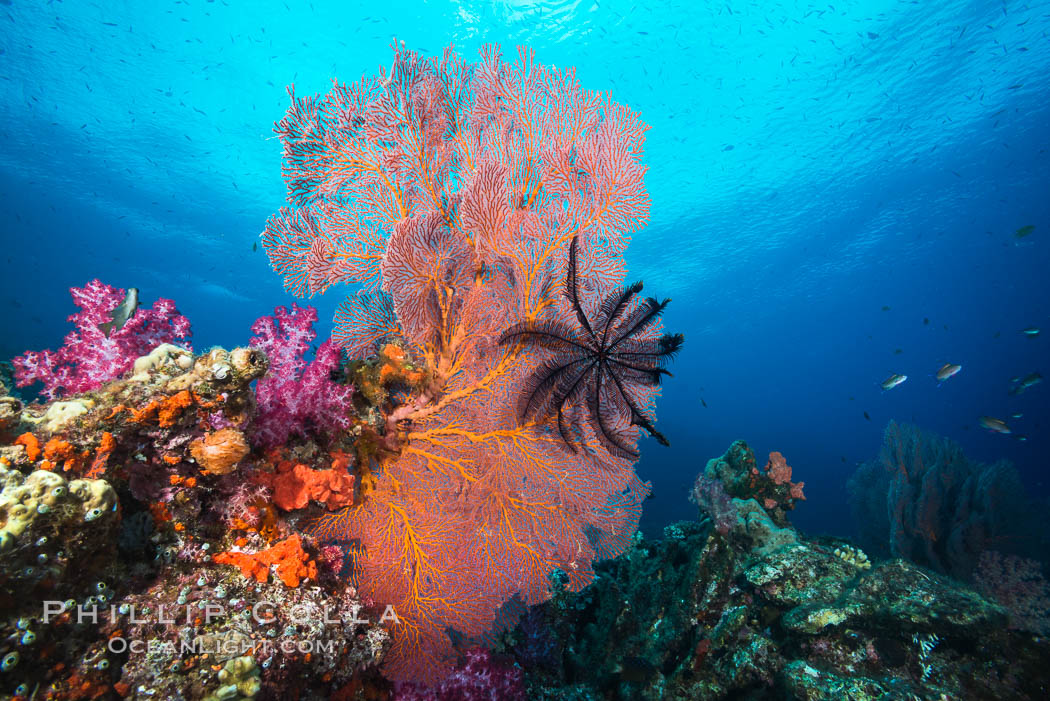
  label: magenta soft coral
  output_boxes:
[393,648,524,701]
[12,279,192,399]
[249,303,355,448]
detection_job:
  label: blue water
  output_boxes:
[1,0,1047,539]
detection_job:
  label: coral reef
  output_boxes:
[973,550,1050,636]
[0,390,22,443]
[700,440,805,527]
[3,334,1047,699]
[0,465,118,587]
[0,339,388,700]
[497,442,1050,701]
[6,40,1043,701]
[394,648,525,700]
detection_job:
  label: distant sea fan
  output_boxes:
[847,420,1037,580]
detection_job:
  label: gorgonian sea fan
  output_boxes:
[263,41,667,684]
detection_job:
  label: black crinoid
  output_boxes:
[498,236,684,458]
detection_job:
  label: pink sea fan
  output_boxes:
[272,43,657,685]
[249,303,355,448]
[12,279,192,400]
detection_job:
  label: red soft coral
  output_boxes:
[12,280,192,399]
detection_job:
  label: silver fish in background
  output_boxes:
[935,363,961,383]
[978,416,1011,434]
[1008,372,1043,395]
[881,373,907,390]
[97,287,139,338]
[1021,326,1040,337]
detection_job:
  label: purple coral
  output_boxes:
[690,474,736,535]
[250,303,354,448]
[974,551,1050,636]
[12,279,192,399]
[394,648,525,701]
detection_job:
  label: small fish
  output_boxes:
[863,411,871,421]
[98,287,139,338]
[894,348,903,354]
[700,398,707,408]
[935,363,962,382]
[881,373,907,390]
[979,416,1011,434]
[923,317,930,325]
[1015,434,1027,442]
[1015,224,1035,239]
[1011,413,1023,419]
[1022,326,1040,337]
[252,241,258,252]
[881,305,891,311]
[1009,372,1043,395]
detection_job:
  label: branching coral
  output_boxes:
[263,42,670,683]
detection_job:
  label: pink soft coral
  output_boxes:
[249,304,355,448]
[394,648,524,701]
[12,279,192,399]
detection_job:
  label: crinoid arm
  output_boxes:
[499,234,683,457]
